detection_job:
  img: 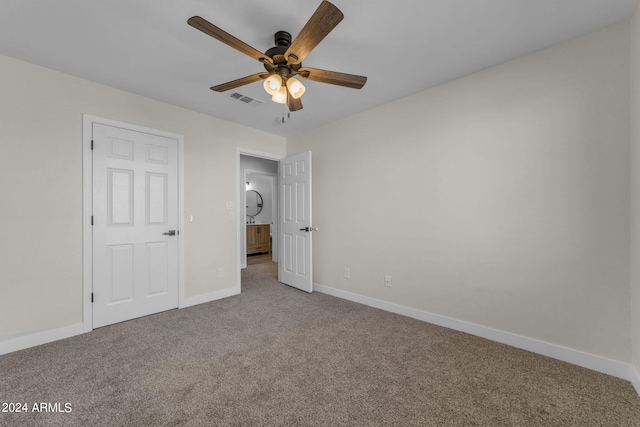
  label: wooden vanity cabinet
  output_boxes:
[246,224,271,255]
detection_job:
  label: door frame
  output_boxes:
[82,114,185,332]
[236,148,284,282]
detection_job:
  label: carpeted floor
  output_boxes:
[1,262,640,426]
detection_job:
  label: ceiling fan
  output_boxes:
[187,0,367,112]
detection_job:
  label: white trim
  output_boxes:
[238,147,285,161]
[631,366,640,395]
[180,287,240,309]
[0,323,85,356]
[82,116,94,333]
[0,285,236,356]
[177,129,186,316]
[82,115,185,332]
[314,282,636,384]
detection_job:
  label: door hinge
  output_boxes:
[91,216,94,226]
[91,140,94,150]
[91,293,94,303]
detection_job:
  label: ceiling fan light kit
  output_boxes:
[286,78,306,99]
[272,86,288,104]
[263,74,283,96]
[188,0,367,112]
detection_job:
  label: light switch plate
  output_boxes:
[384,275,392,287]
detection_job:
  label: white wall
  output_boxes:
[0,54,286,338]
[630,6,640,382]
[288,23,631,362]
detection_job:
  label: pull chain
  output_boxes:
[280,104,290,124]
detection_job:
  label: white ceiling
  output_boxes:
[1,0,638,137]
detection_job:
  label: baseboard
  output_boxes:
[0,288,240,356]
[631,366,640,396]
[314,283,635,384]
[180,286,240,309]
[0,322,85,356]
[2,284,634,393]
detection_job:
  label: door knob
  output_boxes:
[163,230,177,236]
[299,227,315,232]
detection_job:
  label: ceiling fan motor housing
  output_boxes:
[274,31,292,47]
[264,31,300,76]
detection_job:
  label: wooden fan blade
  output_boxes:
[188,16,273,65]
[210,73,269,92]
[298,67,367,89]
[285,1,344,65]
[287,89,303,111]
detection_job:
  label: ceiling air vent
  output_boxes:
[229,92,264,106]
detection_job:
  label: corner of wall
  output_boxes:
[630,4,640,389]
[632,365,640,396]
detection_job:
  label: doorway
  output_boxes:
[83,115,185,332]
[239,152,281,284]
[238,149,313,293]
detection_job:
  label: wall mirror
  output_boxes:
[246,190,263,218]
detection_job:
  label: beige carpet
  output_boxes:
[1,262,639,426]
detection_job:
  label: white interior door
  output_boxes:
[279,151,312,292]
[92,123,179,328]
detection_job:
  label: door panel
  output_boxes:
[108,169,134,226]
[296,234,307,275]
[147,242,169,295]
[93,123,179,328]
[109,244,134,303]
[279,151,312,292]
[146,172,168,225]
[296,182,307,222]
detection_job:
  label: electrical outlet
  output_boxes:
[384,275,392,287]
[218,268,224,278]
[226,201,235,210]
[344,268,351,279]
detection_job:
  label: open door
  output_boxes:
[278,151,313,292]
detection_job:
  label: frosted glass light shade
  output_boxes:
[263,75,282,96]
[272,86,287,104]
[286,77,306,99]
